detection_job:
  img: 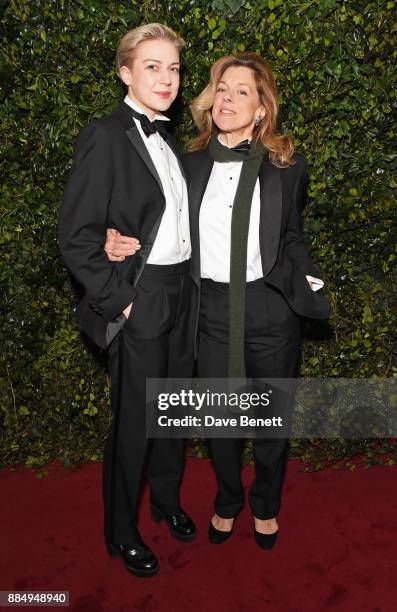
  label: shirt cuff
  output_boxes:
[306,275,324,292]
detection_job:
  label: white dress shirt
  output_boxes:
[199,142,324,290]
[124,95,191,264]
[200,161,263,282]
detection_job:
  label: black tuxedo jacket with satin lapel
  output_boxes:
[59,101,188,348]
[183,147,331,320]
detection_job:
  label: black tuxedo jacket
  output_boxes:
[59,102,188,348]
[183,147,331,320]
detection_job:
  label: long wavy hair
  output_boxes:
[189,53,294,167]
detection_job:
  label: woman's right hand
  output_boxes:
[104,228,141,262]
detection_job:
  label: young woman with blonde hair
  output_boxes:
[60,23,197,578]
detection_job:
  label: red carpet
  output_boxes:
[1,457,396,612]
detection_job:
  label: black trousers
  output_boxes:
[103,261,195,546]
[198,277,301,520]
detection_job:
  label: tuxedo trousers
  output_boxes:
[103,260,195,546]
[198,277,301,520]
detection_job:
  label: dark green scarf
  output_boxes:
[208,134,265,378]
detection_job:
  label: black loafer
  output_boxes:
[107,542,159,577]
[208,517,235,544]
[150,505,196,542]
[253,527,279,550]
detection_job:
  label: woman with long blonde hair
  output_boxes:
[183,52,329,547]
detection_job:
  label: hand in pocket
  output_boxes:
[123,302,133,320]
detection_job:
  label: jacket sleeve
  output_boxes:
[58,122,137,321]
[285,156,323,279]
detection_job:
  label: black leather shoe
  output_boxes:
[253,526,279,550]
[208,516,235,544]
[150,505,196,542]
[107,542,159,577]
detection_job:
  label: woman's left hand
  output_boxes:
[104,228,141,262]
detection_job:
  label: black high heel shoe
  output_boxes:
[208,516,236,544]
[253,519,279,550]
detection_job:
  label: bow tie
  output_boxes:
[231,139,251,153]
[129,107,169,139]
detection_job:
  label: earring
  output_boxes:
[254,115,263,127]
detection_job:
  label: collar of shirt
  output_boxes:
[124,95,171,123]
[217,134,252,149]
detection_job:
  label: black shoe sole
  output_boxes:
[150,506,197,542]
[107,544,159,577]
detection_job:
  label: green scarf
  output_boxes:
[208,134,266,378]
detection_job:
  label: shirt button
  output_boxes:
[229,177,233,180]
[229,205,232,208]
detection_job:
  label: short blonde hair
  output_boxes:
[116,23,185,72]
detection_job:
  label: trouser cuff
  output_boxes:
[215,503,244,519]
[249,505,280,520]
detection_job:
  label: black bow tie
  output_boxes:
[128,106,169,139]
[231,139,251,153]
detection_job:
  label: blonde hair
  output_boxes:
[116,23,185,72]
[189,53,295,167]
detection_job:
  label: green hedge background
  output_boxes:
[1,0,396,470]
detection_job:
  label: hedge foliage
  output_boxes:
[1,0,396,469]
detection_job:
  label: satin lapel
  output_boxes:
[188,151,214,285]
[113,102,165,196]
[259,160,282,277]
[125,125,165,197]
